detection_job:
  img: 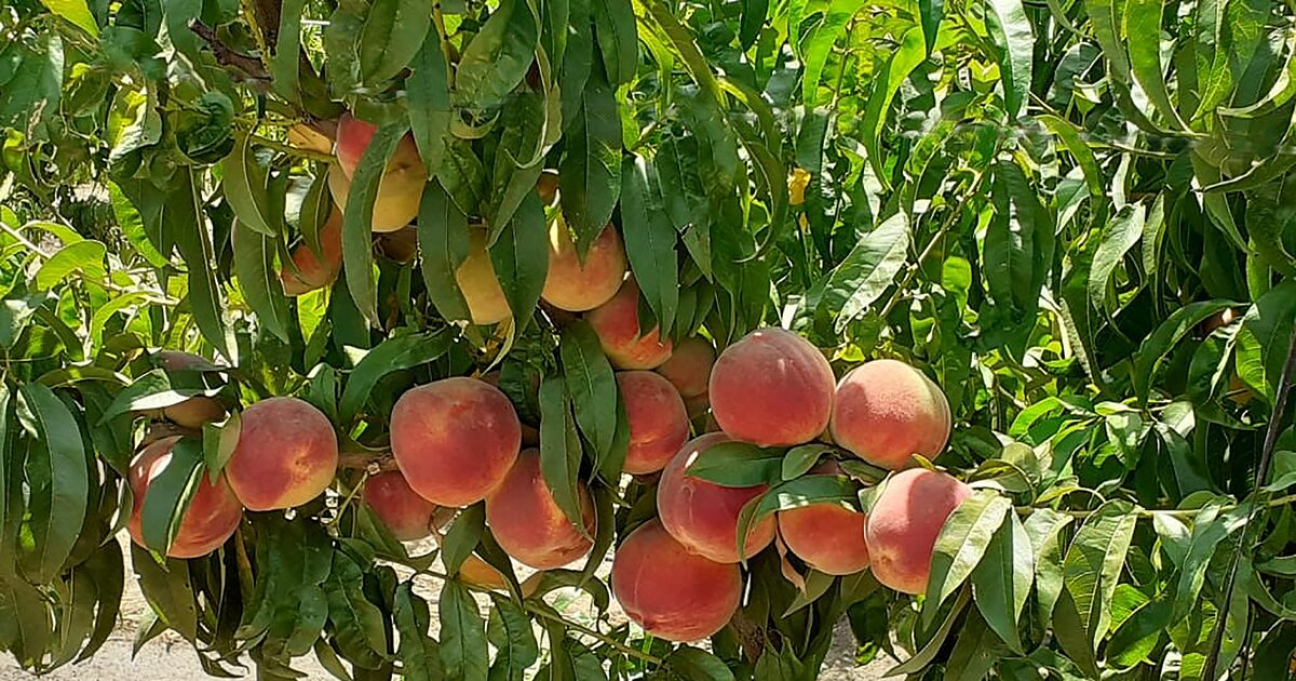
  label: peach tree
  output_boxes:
[1,0,1295,677]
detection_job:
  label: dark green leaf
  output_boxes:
[559,67,622,256]
[358,0,432,85]
[538,376,588,537]
[18,384,89,583]
[407,30,451,177]
[343,121,410,326]
[171,169,233,362]
[222,134,279,237]
[438,580,488,681]
[417,179,473,323]
[923,491,1012,624]
[559,321,617,457]
[970,510,1033,652]
[1062,499,1139,646]
[592,0,637,85]
[488,192,549,326]
[338,330,452,421]
[455,0,539,109]
[231,223,291,342]
[686,441,784,487]
[619,155,678,337]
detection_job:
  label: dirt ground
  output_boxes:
[0,536,894,680]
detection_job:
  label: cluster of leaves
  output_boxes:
[1,0,1295,677]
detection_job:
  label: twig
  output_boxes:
[188,20,271,81]
[338,451,400,472]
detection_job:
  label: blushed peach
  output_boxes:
[777,465,870,575]
[709,328,835,447]
[281,207,343,296]
[364,470,437,541]
[865,468,972,595]
[610,520,742,642]
[334,113,422,179]
[618,371,690,475]
[585,279,673,370]
[485,449,595,570]
[454,228,512,325]
[541,219,627,312]
[327,161,424,233]
[127,437,243,559]
[655,337,715,399]
[390,377,521,507]
[830,360,951,470]
[163,396,227,429]
[225,397,339,511]
[657,433,777,563]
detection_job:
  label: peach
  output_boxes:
[225,397,339,511]
[610,520,742,642]
[157,351,220,372]
[618,371,690,475]
[127,437,243,559]
[163,396,227,429]
[777,465,869,575]
[540,219,627,312]
[536,171,559,206]
[655,337,716,399]
[830,360,951,470]
[364,470,437,541]
[454,228,512,325]
[865,468,973,595]
[281,207,344,295]
[334,113,422,179]
[390,377,521,507]
[657,433,777,563]
[709,328,835,447]
[585,279,673,370]
[485,449,595,570]
[327,159,424,233]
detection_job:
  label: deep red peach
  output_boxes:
[225,397,339,511]
[618,371,690,475]
[585,279,673,370]
[485,449,595,570]
[128,436,243,558]
[364,470,437,541]
[709,328,835,447]
[830,359,951,470]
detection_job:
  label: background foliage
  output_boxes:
[1,0,1296,677]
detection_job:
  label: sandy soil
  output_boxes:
[0,536,894,680]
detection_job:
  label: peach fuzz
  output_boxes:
[454,228,512,325]
[777,465,869,575]
[390,377,521,507]
[163,396,227,429]
[830,359,951,470]
[618,371,690,475]
[655,336,716,399]
[281,207,343,296]
[657,433,777,563]
[585,279,673,370]
[485,449,596,570]
[541,219,627,312]
[225,397,339,511]
[864,468,972,595]
[127,437,243,559]
[364,470,437,541]
[709,328,835,447]
[611,520,742,642]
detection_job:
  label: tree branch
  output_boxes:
[188,20,271,82]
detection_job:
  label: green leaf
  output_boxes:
[685,441,784,487]
[18,384,89,582]
[1022,507,1071,621]
[984,160,1053,320]
[620,155,678,337]
[170,169,233,362]
[923,491,1012,624]
[35,240,106,290]
[231,223,291,342]
[201,411,240,483]
[439,580,488,681]
[343,120,410,326]
[800,0,859,106]
[971,510,1033,652]
[1087,203,1145,312]
[1220,33,1296,118]
[538,376,588,537]
[1133,300,1234,402]
[326,553,388,664]
[299,170,333,261]
[942,609,1006,681]
[270,0,304,101]
[559,66,622,255]
[1039,115,1103,197]
[1173,501,1249,620]
[985,0,1033,119]
[487,595,539,680]
[592,0,637,85]
[222,134,279,237]
[407,30,451,177]
[107,181,168,268]
[1106,594,1171,669]
[1062,499,1139,647]
[664,647,735,681]
[139,438,206,555]
[919,0,943,54]
[861,28,925,186]
[488,192,549,326]
[417,179,473,323]
[486,93,549,231]
[441,503,485,576]
[394,582,446,681]
[819,211,910,333]
[338,330,453,421]
[559,321,618,457]
[1051,587,1100,677]
[781,445,831,481]
[738,0,768,50]
[1123,0,1188,129]
[455,0,539,109]
[0,34,62,131]
[885,588,971,676]
[358,0,432,86]
[1236,280,1296,402]
[129,544,198,642]
[40,0,98,35]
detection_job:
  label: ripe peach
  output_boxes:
[454,228,512,325]
[334,113,422,179]
[657,433,777,563]
[327,159,424,233]
[281,207,344,295]
[390,377,521,507]
[830,360,951,470]
[618,371,690,475]
[655,337,716,399]
[485,449,595,570]
[127,437,243,559]
[364,470,437,541]
[225,397,339,511]
[163,396,227,429]
[540,219,627,312]
[536,171,559,206]
[585,279,673,370]
[709,328,835,447]
[777,465,869,575]
[610,520,742,642]
[865,468,973,595]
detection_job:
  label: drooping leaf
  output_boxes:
[619,155,678,337]
[455,0,539,109]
